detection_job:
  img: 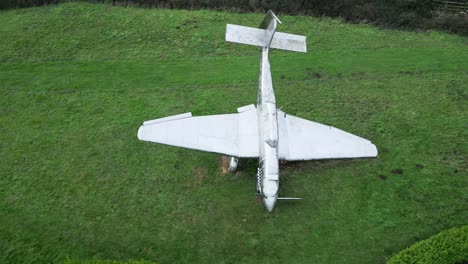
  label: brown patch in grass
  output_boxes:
[279,160,299,169]
[312,72,322,79]
[194,166,205,179]
[235,171,246,177]
[391,168,403,174]
[192,166,206,188]
[221,155,230,174]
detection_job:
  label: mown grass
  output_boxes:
[0,2,467,263]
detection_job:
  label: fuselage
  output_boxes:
[256,47,280,212]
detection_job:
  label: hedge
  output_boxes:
[388,225,468,264]
[1,0,467,35]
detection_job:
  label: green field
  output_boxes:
[0,3,467,263]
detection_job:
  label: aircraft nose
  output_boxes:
[263,196,277,212]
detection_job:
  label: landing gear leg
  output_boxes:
[228,157,239,172]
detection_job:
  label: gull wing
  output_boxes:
[137,105,259,158]
[277,110,378,161]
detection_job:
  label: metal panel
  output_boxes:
[238,108,260,157]
[259,10,281,29]
[237,104,256,113]
[271,32,307,53]
[226,24,306,52]
[138,108,259,158]
[277,110,378,160]
[225,24,266,47]
[264,16,277,48]
[143,112,192,125]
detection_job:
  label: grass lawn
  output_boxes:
[0,2,467,263]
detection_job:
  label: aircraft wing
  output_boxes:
[277,110,378,161]
[137,105,259,158]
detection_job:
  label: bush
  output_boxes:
[1,0,466,36]
[388,225,468,264]
[432,12,468,35]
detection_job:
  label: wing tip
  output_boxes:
[137,125,145,141]
[369,143,378,157]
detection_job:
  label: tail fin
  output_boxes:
[225,24,307,53]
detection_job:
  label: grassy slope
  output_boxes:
[0,3,467,263]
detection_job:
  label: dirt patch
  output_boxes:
[312,72,322,79]
[235,171,246,177]
[391,168,403,174]
[351,72,365,79]
[191,166,206,188]
[279,160,299,169]
[416,164,424,169]
[177,19,198,29]
[398,70,423,75]
[304,68,323,79]
[221,155,230,174]
[379,174,387,180]
[194,166,205,179]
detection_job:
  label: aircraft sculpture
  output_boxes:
[137,11,378,212]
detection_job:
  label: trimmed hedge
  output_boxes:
[388,225,468,264]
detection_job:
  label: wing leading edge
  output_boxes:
[138,106,377,160]
[137,105,259,158]
[277,110,378,161]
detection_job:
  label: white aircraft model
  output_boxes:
[138,11,378,212]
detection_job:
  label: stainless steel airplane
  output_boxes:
[137,11,378,212]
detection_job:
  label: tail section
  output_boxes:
[226,24,306,52]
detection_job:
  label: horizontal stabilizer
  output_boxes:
[226,24,307,52]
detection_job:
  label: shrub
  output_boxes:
[432,12,468,35]
[1,0,466,36]
[388,225,468,264]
